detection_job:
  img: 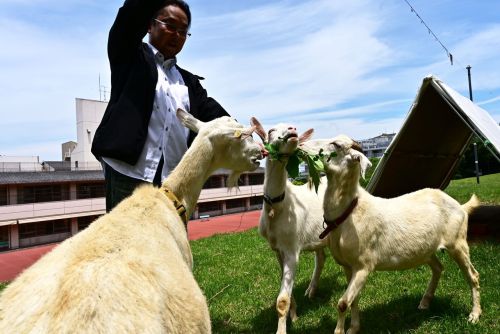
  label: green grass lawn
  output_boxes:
[1,236,497,333]
[1,174,498,333]
[445,173,500,205]
[192,230,499,333]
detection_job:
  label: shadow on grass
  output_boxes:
[291,295,459,334]
[358,295,459,334]
[214,293,459,333]
[249,272,343,333]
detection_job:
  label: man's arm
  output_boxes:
[108,0,166,63]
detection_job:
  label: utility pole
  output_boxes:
[467,65,480,184]
[473,143,480,184]
[466,65,473,101]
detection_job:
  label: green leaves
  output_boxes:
[263,142,281,161]
[286,153,301,179]
[298,149,323,192]
[265,141,335,192]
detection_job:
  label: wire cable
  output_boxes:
[403,0,455,66]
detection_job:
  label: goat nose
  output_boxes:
[288,126,296,131]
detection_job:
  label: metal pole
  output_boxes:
[466,65,473,101]
[473,143,480,184]
[467,65,480,184]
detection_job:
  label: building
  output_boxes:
[0,99,264,252]
[0,156,43,172]
[358,133,396,158]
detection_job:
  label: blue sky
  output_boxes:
[1,0,499,161]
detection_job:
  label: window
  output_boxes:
[78,215,101,231]
[226,198,245,209]
[248,174,264,185]
[250,195,263,206]
[202,176,222,189]
[0,186,7,205]
[0,226,8,250]
[76,183,105,199]
[19,219,70,239]
[17,184,70,204]
[198,201,221,213]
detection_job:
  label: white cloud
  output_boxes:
[1,0,499,161]
[184,0,396,123]
[477,95,500,106]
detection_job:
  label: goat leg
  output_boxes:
[305,248,326,298]
[335,268,370,334]
[275,251,299,334]
[418,254,443,309]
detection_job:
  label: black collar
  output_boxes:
[263,192,286,206]
[319,197,358,239]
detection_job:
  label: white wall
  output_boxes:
[0,156,42,172]
[71,98,107,165]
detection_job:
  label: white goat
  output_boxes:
[0,109,265,334]
[301,134,481,334]
[251,120,330,334]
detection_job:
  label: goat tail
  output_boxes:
[462,194,480,215]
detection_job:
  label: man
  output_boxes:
[91,0,229,212]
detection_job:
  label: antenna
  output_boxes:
[98,74,110,102]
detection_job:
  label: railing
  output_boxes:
[0,161,103,172]
[0,198,106,226]
[0,162,43,172]
[197,185,264,203]
[0,185,264,225]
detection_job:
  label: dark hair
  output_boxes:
[154,0,191,27]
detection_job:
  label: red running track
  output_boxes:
[0,210,261,283]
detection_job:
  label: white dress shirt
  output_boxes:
[103,43,191,182]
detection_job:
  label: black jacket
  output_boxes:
[91,0,229,165]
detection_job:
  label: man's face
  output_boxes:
[149,5,189,59]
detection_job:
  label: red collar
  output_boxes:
[319,197,358,239]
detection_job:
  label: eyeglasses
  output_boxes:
[153,19,191,38]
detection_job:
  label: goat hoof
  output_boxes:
[304,286,316,299]
[347,327,360,334]
[468,312,480,323]
[418,302,429,310]
[418,299,430,310]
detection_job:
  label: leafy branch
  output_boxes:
[264,142,336,192]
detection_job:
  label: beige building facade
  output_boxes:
[0,98,264,252]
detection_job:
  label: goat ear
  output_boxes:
[299,129,314,143]
[177,108,203,133]
[351,140,363,153]
[351,150,372,179]
[250,117,267,143]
